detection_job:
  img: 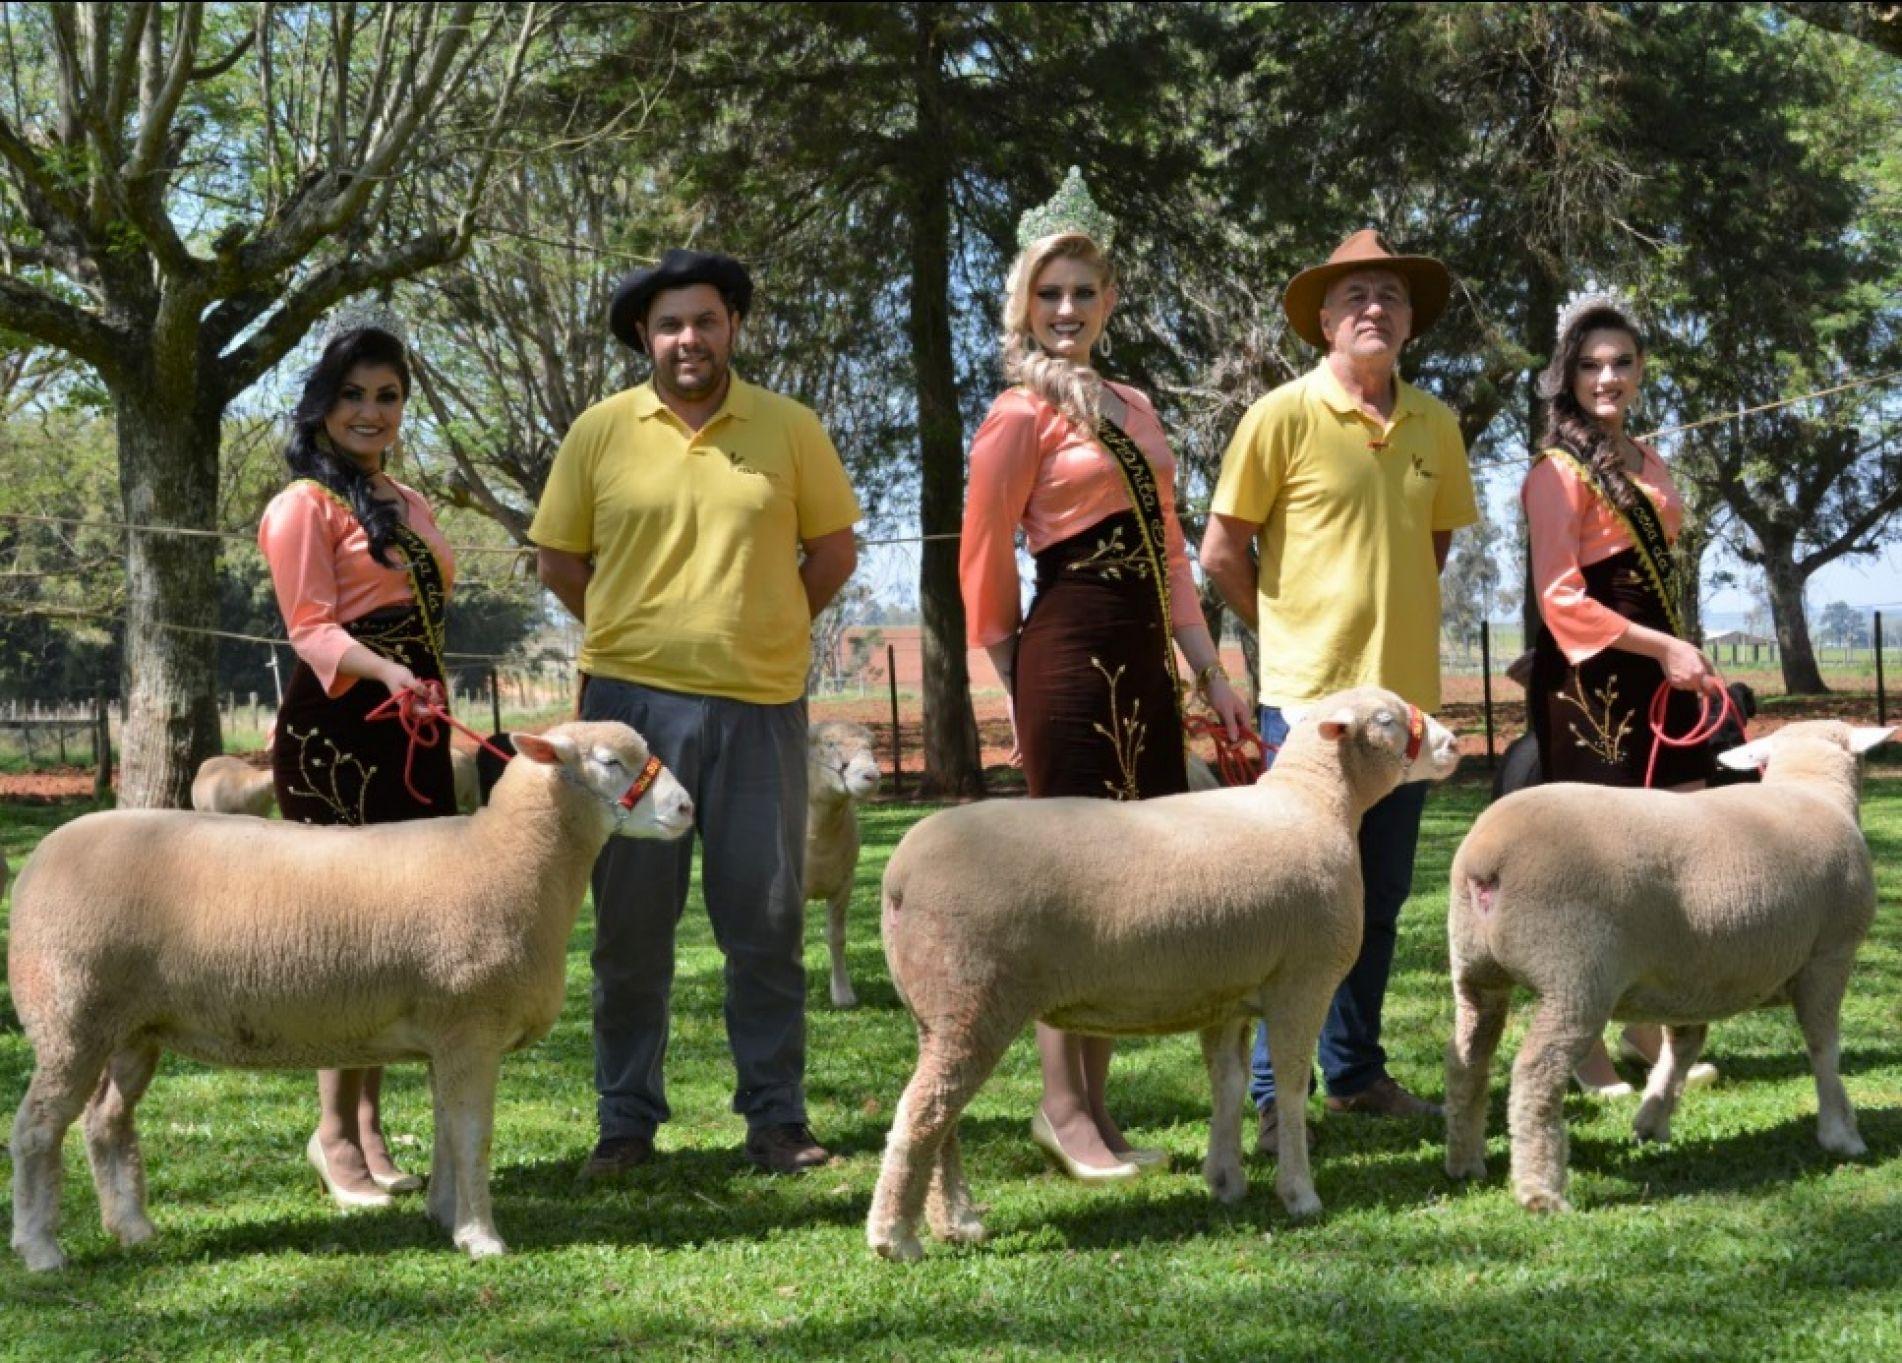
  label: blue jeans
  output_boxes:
[1249,704,1431,1107]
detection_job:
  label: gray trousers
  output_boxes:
[581,676,810,1138]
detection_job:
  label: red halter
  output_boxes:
[617,753,665,811]
[1404,704,1426,765]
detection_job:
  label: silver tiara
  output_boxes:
[1016,166,1116,251]
[1539,284,1643,397]
[317,299,408,353]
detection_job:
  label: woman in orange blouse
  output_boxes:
[258,321,456,1208]
[1523,291,1722,1094]
[961,190,1249,1181]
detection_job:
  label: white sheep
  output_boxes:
[866,688,1460,1261]
[7,721,692,1271]
[804,721,883,1007]
[190,754,276,818]
[1443,719,1893,1213]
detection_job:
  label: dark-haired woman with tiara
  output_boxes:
[258,311,455,1208]
[1522,288,1721,1097]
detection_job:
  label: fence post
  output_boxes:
[489,665,503,736]
[887,642,902,799]
[1479,620,1496,770]
[93,690,113,803]
[1876,611,1887,728]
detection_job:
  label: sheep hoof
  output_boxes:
[1278,1186,1323,1220]
[109,1216,157,1247]
[1818,1128,1867,1159]
[1205,1162,1248,1205]
[1632,1104,1672,1144]
[830,983,858,1009]
[1445,1153,1487,1181]
[871,1231,925,1263]
[456,1229,508,1260]
[16,1239,68,1273]
[1517,1188,1571,1214]
[935,1215,988,1245]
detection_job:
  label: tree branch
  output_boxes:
[0,273,124,378]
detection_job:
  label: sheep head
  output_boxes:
[1285,687,1460,807]
[507,722,694,840]
[1717,720,1894,785]
[809,721,882,801]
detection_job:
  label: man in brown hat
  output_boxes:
[531,249,862,1177]
[1200,229,1478,1146]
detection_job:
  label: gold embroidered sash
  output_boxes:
[1096,416,1184,711]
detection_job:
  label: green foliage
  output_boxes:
[3,777,1902,1357]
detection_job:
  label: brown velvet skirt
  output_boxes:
[1530,547,1715,788]
[1014,511,1187,801]
[273,604,457,826]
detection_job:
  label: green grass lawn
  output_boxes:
[2,776,1901,1361]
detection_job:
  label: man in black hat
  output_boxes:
[530,249,862,1177]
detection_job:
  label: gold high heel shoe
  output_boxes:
[307,1132,394,1210]
[1030,1110,1139,1183]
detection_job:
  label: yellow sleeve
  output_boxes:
[528,409,600,554]
[1431,409,1480,532]
[1208,395,1287,525]
[793,407,862,540]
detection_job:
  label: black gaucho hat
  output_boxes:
[608,249,754,354]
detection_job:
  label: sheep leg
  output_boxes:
[924,1128,985,1245]
[425,1060,457,1233]
[1789,955,1865,1157]
[1199,1020,1251,1205]
[1262,994,1330,1218]
[1445,979,1510,1181]
[1633,1024,1707,1144]
[81,1044,162,1247]
[430,1048,507,1260]
[826,884,857,1009]
[11,1039,113,1271]
[868,1029,1007,1262]
[1507,999,1600,1214]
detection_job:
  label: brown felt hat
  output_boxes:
[1282,229,1451,349]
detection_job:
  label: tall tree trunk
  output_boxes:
[1673,515,1709,646]
[905,12,982,798]
[1761,547,1828,695]
[1520,265,1561,649]
[114,372,223,807]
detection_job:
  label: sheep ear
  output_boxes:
[1849,726,1896,755]
[510,732,576,766]
[1716,738,1770,772]
[1316,707,1357,743]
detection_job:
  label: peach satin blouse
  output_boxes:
[258,478,456,696]
[959,383,1206,649]
[1522,443,1683,664]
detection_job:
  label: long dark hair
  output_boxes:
[1536,306,1646,515]
[284,327,411,566]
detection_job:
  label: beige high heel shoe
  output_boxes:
[307,1132,394,1210]
[1030,1110,1139,1183]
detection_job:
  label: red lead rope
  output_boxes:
[366,682,664,812]
[1181,712,1276,786]
[364,680,515,806]
[1643,677,1742,789]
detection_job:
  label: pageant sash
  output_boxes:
[1096,414,1185,709]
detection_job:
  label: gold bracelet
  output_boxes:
[1193,660,1228,697]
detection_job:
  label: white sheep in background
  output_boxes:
[866,688,1460,1261]
[1444,719,1893,1213]
[803,721,883,1008]
[7,721,691,1272]
[189,754,276,818]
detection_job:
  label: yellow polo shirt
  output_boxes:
[1210,363,1477,710]
[529,376,861,704]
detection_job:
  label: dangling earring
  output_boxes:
[1097,328,1114,359]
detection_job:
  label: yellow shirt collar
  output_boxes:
[1311,362,1425,423]
[631,373,757,425]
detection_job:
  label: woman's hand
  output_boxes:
[376,660,429,716]
[1204,673,1251,741]
[1661,638,1723,695]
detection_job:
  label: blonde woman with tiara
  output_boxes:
[959,169,1251,1180]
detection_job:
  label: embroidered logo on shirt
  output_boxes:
[712,447,774,481]
[1410,453,1437,480]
